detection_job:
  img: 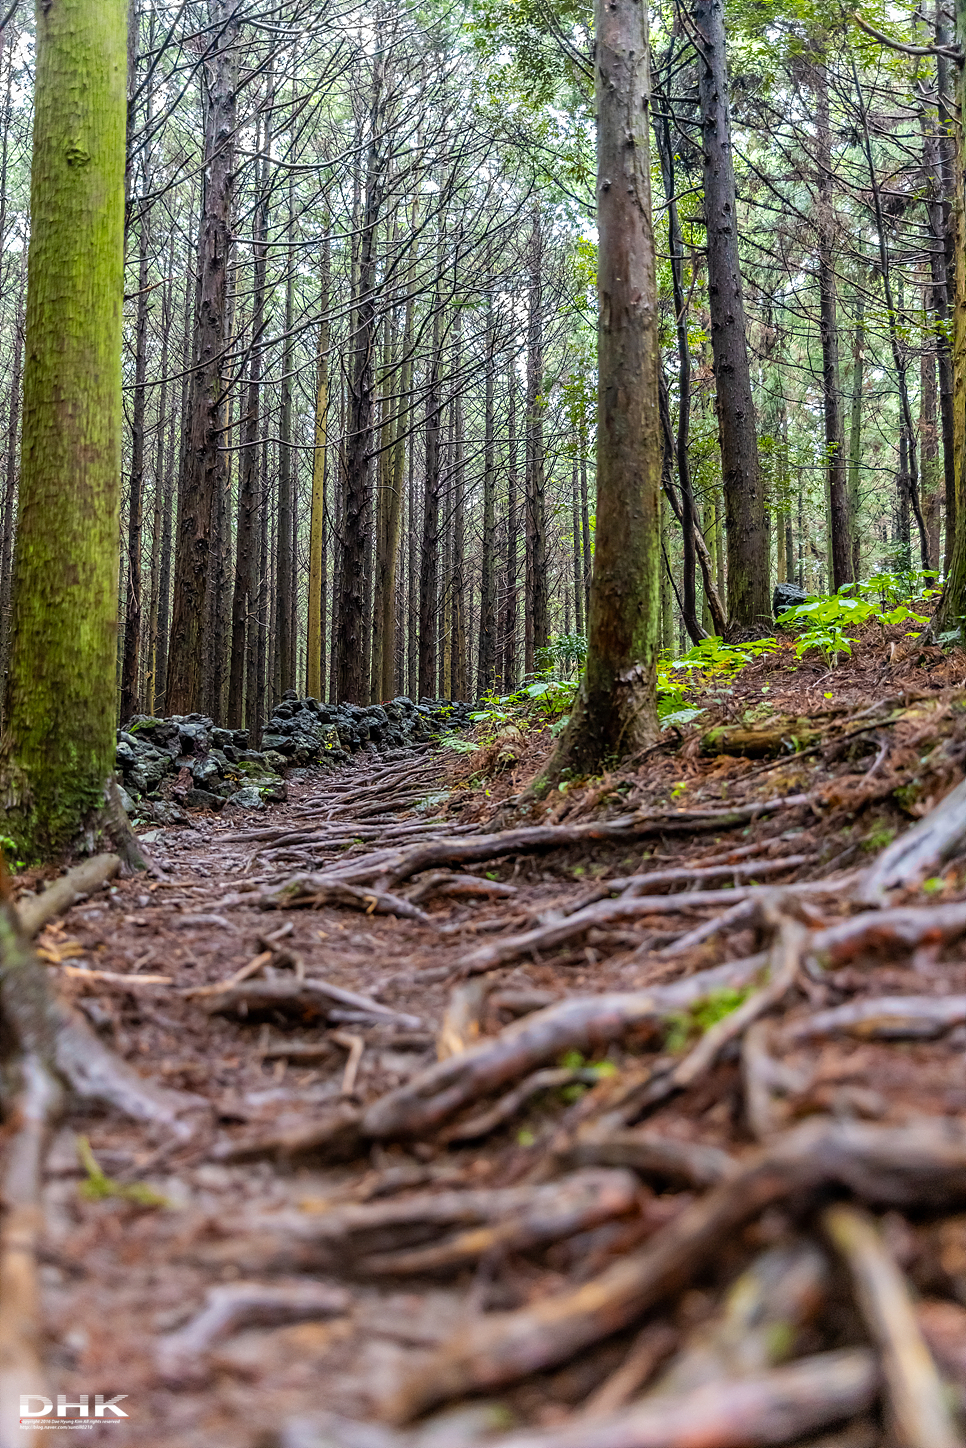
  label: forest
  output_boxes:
[4,0,966,1445]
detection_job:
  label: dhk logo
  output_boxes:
[20,1395,129,1420]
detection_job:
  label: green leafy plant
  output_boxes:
[536,632,588,678]
[777,585,929,666]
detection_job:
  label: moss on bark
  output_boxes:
[0,0,126,860]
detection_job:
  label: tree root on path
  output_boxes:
[387,1116,966,1421]
[259,876,433,922]
[16,851,120,938]
[824,1204,962,1448]
[193,976,423,1031]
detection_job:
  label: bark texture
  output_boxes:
[166,0,236,715]
[694,0,770,630]
[0,0,126,859]
[545,0,661,776]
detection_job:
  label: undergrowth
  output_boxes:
[441,569,941,771]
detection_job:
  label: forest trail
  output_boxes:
[20,669,966,1448]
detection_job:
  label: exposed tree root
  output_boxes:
[824,1204,962,1448]
[16,852,120,938]
[387,1117,966,1420]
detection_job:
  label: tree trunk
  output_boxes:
[855,62,930,571]
[146,248,173,714]
[0,255,25,717]
[380,236,414,703]
[847,294,864,580]
[694,0,769,629]
[276,173,296,699]
[544,0,660,778]
[166,0,236,715]
[120,204,150,722]
[655,114,713,635]
[450,317,468,700]
[579,414,591,626]
[249,418,270,742]
[525,208,548,672]
[477,292,498,692]
[407,428,418,699]
[418,286,443,698]
[306,230,330,702]
[327,390,345,700]
[922,312,942,570]
[0,0,126,859]
[337,53,386,703]
[228,81,271,726]
[372,273,399,703]
[571,452,584,637]
[502,370,519,691]
[814,61,852,590]
[934,6,957,573]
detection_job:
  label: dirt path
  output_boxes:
[20,708,966,1448]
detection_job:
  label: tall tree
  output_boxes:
[544,0,660,778]
[477,292,497,691]
[525,207,548,671]
[694,0,770,629]
[166,0,237,716]
[0,0,127,858]
[337,47,386,702]
[307,231,331,703]
[814,57,852,590]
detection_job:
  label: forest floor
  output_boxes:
[21,622,966,1448]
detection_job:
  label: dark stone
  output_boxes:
[177,721,210,754]
[183,788,225,811]
[260,732,291,752]
[773,582,807,616]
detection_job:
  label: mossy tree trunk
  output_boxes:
[0,0,126,861]
[541,0,661,781]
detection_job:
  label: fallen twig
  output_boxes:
[333,1031,365,1096]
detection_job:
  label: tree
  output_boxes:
[933,0,966,635]
[0,0,127,859]
[542,0,661,779]
[694,0,770,631]
[166,0,237,717]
